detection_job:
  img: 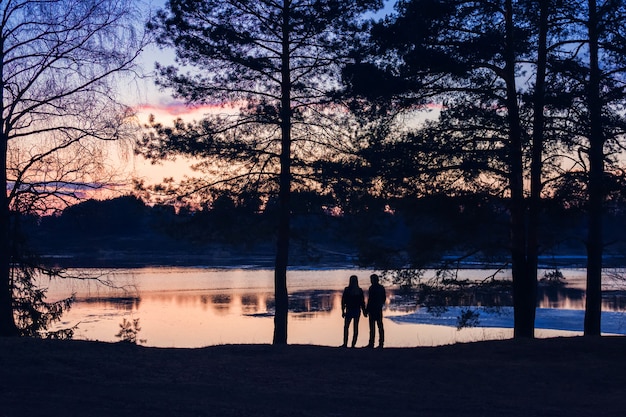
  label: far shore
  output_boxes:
[39,251,624,270]
[1,336,625,417]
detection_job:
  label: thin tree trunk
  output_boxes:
[0,35,18,335]
[273,1,292,345]
[0,130,18,337]
[504,0,534,338]
[584,0,603,336]
[525,0,549,339]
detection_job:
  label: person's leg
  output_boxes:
[377,317,384,348]
[368,315,375,347]
[342,316,351,347]
[351,316,360,347]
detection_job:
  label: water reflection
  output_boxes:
[48,268,626,348]
[77,296,141,311]
[290,290,335,316]
[603,291,626,311]
[211,294,231,315]
[537,286,626,311]
[538,286,585,310]
[241,294,260,314]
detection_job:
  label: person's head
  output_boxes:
[370,274,379,284]
[349,275,359,287]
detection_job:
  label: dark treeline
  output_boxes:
[22,192,626,269]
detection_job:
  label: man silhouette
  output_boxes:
[366,274,386,348]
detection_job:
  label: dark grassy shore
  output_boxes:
[1,336,625,417]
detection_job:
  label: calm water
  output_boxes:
[42,267,626,348]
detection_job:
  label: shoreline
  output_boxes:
[39,252,626,270]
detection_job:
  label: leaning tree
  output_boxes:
[0,0,146,337]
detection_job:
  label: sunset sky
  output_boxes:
[124,36,203,187]
[123,0,399,192]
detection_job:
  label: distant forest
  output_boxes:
[20,193,626,269]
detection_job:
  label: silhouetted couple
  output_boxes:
[341,274,386,348]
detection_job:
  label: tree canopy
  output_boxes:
[339,0,626,337]
[141,0,383,344]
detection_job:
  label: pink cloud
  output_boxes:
[135,100,228,117]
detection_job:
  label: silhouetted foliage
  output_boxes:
[338,0,626,339]
[115,318,145,345]
[10,218,75,338]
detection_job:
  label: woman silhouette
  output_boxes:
[341,275,367,348]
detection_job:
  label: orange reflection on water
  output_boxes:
[48,267,626,348]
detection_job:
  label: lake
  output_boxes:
[43,267,626,347]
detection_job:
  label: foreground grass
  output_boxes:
[1,336,625,417]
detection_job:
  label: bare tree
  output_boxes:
[0,0,147,337]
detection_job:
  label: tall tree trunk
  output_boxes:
[273,1,292,345]
[525,0,549,338]
[0,130,18,337]
[504,0,534,338]
[584,0,603,336]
